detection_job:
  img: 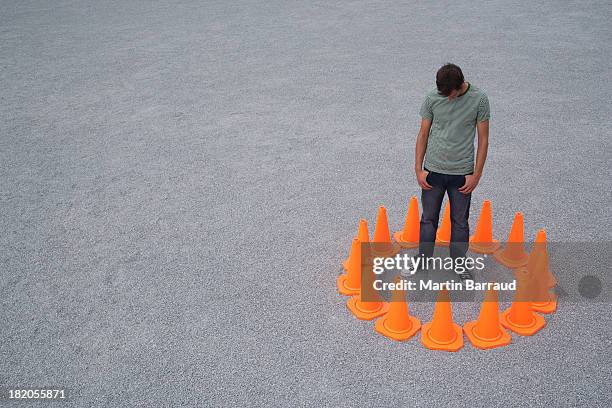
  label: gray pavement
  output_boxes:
[1,0,611,406]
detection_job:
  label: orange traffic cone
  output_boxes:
[494,212,529,268]
[337,239,362,296]
[469,200,500,254]
[346,262,389,320]
[375,278,421,341]
[527,246,557,314]
[393,196,420,248]
[421,289,463,351]
[531,229,556,289]
[464,288,511,349]
[372,206,399,257]
[342,219,369,271]
[435,202,451,246]
[501,268,546,335]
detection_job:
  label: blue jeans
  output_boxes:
[419,169,472,260]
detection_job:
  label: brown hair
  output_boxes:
[436,63,465,96]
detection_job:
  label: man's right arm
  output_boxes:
[415,118,432,190]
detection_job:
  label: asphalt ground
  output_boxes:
[1,1,611,406]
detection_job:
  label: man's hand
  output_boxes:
[416,169,432,190]
[458,174,481,194]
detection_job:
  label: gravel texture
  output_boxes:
[1,0,611,406]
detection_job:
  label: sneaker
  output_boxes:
[400,256,426,277]
[458,271,474,282]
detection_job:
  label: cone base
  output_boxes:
[493,250,529,269]
[420,322,464,351]
[336,274,360,296]
[392,231,419,249]
[469,239,501,254]
[375,315,421,341]
[531,300,557,314]
[500,307,546,336]
[435,237,450,247]
[370,242,400,257]
[346,296,389,321]
[463,321,511,349]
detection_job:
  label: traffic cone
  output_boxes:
[435,202,451,246]
[421,289,463,351]
[493,212,529,268]
[346,262,389,320]
[337,239,362,296]
[464,288,511,349]
[501,267,546,336]
[469,200,500,254]
[393,196,420,248]
[375,277,421,341]
[372,206,399,257]
[528,246,557,314]
[342,219,369,271]
[531,229,556,289]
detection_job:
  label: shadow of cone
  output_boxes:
[375,277,421,341]
[337,239,362,296]
[421,289,463,351]
[494,212,529,268]
[342,219,369,271]
[527,245,557,314]
[346,262,389,320]
[501,267,546,335]
[435,202,451,246]
[469,200,500,254]
[393,196,420,249]
[464,288,511,349]
[372,206,400,257]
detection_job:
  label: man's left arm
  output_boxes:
[458,120,489,194]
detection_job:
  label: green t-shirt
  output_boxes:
[419,82,490,175]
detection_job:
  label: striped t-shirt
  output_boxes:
[419,82,490,175]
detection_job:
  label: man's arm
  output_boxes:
[415,118,433,190]
[458,120,489,194]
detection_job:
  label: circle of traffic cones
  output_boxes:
[435,202,451,246]
[342,219,370,271]
[463,288,511,349]
[469,200,500,254]
[393,196,420,248]
[371,206,400,257]
[494,212,529,268]
[421,289,464,351]
[337,239,362,296]
[500,268,546,336]
[338,199,558,351]
[375,277,421,341]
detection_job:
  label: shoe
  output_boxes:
[401,255,427,277]
[458,271,474,282]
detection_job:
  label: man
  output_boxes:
[415,63,490,281]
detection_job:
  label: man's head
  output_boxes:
[436,63,465,100]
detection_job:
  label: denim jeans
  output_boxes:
[419,169,472,260]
